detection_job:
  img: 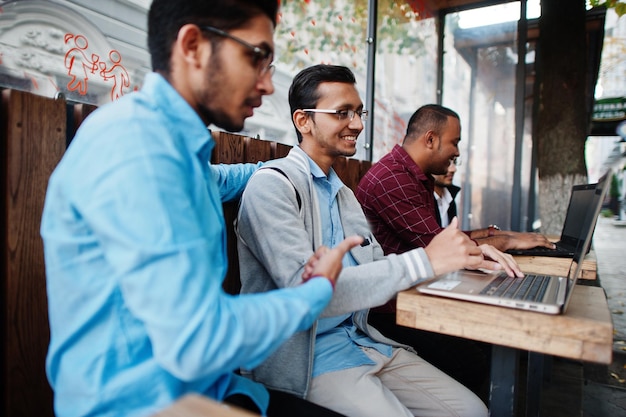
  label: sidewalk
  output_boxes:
[581,215,626,416]
[596,216,626,353]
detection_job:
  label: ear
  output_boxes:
[293,110,311,136]
[424,130,437,149]
[175,24,209,69]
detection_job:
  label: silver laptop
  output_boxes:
[506,183,597,258]
[417,173,609,315]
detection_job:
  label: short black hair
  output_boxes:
[404,104,459,144]
[288,64,357,143]
[148,0,278,75]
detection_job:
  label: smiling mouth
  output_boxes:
[342,135,358,142]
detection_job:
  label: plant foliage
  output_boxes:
[589,0,626,17]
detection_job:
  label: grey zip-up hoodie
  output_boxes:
[236,146,435,398]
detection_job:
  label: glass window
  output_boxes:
[240,0,370,152]
[371,1,438,161]
[442,1,538,230]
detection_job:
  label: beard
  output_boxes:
[340,147,358,157]
[328,141,358,159]
[195,57,245,132]
[198,104,243,132]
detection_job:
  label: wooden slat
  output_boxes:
[271,141,292,159]
[244,137,271,163]
[211,132,248,295]
[210,131,245,294]
[2,89,66,417]
[332,157,363,193]
[221,199,241,296]
[72,103,98,138]
[359,159,372,181]
[151,394,260,417]
[211,131,245,164]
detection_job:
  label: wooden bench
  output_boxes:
[1,88,371,416]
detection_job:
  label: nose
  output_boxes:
[348,113,364,131]
[257,70,275,95]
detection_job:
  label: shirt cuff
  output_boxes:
[303,275,335,291]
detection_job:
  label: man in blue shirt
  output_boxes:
[40,1,361,416]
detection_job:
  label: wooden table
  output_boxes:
[397,283,612,416]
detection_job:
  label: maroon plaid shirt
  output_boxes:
[356,145,443,255]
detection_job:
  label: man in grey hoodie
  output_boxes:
[237,64,520,417]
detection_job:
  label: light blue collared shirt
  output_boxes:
[306,158,392,378]
[41,72,335,417]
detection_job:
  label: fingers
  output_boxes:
[425,222,526,278]
[425,227,484,275]
[334,235,365,254]
[524,232,556,249]
[302,235,364,287]
[478,244,523,277]
[508,232,557,250]
[539,235,557,249]
[302,245,329,281]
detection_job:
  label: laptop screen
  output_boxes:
[560,184,597,248]
[561,173,610,312]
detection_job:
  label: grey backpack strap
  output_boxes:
[263,166,302,211]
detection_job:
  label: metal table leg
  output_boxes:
[490,345,519,417]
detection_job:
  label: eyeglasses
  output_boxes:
[451,157,462,166]
[302,108,369,122]
[201,25,275,76]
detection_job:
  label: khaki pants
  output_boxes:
[308,346,488,417]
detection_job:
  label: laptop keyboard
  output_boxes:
[479,273,550,302]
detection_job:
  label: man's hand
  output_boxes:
[476,244,523,277]
[504,231,556,250]
[424,217,523,277]
[474,231,556,251]
[302,235,364,288]
[424,217,484,275]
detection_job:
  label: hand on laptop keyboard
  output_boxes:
[476,244,524,278]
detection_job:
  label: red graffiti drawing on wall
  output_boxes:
[64,33,131,101]
[99,50,130,101]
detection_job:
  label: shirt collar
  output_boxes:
[142,72,214,157]
[302,148,343,194]
[435,187,453,205]
[391,144,434,190]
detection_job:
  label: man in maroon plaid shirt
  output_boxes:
[356,104,554,255]
[356,104,554,400]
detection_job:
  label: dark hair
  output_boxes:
[288,64,357,143]
[148,0,278,74]
[404,104,460,144]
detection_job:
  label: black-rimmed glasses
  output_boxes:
[201,25,275,76]
[302,108,369,122]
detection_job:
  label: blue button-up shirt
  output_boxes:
[41,73,334,417]
[307,158,392,378]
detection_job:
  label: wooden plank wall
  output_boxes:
[1,90,372,416]
[2,89,65,417]
[211,131,294,295]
